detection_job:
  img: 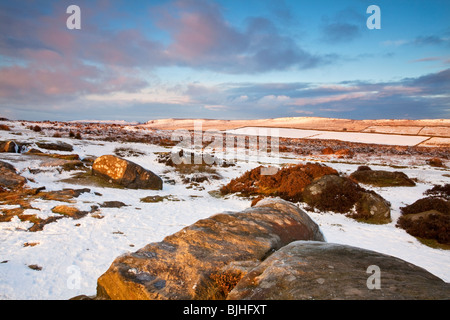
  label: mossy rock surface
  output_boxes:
[350,167,416,187]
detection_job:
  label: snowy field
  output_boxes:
[0,122,449,300]
[229,127,431,146]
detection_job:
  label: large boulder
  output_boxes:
[302,175,391,224]
[92,155,162,190]
[0,161,27,189]
[227,241,450,300]
[95,199,324,300]
[350,166,416,187]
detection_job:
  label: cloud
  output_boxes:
[204,104,229,111]
[383,35,449,48]
[0,1,151,107]
[413,35,449,46]
[411,56,444,63]
[153,1,323,73]
[382,40,408,47]
[1,1,449,121]
[293,92,369,107]
[321,22,360,43]
[0,0,328,111]
[320,8,363,43]
[178,68,450,119]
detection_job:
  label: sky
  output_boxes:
[0,0,449,122]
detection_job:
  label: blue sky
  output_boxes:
[0,0,449,121]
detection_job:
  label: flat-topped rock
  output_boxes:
[95,199,324,300]
[227,241,450,300]
[92,155,162,190]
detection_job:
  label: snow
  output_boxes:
[229,127,430,146]
[0,121,449,300]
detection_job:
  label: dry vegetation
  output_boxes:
[220,163,337,202]
[397,184,450,247]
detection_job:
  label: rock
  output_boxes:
[350,167,416,187]
[227,241,450,300]
[0,160,16,172]
[28,151,80,161]
[25,148,42,154]
[426,157,445,167]
[321,147,334,155]
[100,201,128,208]
[92,155,163,190]
[38,188,90,202]
[27,264,43,271]
[302,175,391,224]
[40,158,84,171]
[0,161,27,189]
[321,148,353,158]
[0,141,18,153]
[28,216,63,232]
[334,148,354,158]
[51,205,88,219]
[95,199,324,300]
[140,195,181,203]
[353,191,391,224]
[35,141,73,152]
[302,175,363,213]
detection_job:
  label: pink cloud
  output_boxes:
[0,65,95,98]
[159,0,245,63]
[0,61,146,103]
[293,92,369,106]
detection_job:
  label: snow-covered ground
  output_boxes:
[229,127,431,146]
[0,121,449,300]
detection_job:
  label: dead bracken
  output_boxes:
[220,162,338,202]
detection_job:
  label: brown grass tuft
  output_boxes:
[400,197,450,215]
[220,162,338,202]
[209,269,243,298]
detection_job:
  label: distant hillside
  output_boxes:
[142,117,450,137]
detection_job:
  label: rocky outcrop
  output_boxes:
[87,199,450,300]
[0,161,27,189]
[349,166,416,187]
[0,141,18,153]
[51,205,87,219]
[227,241,450,300]
[92,155,163,190]
[89,199,450,300]
[35,141,73,152]
[302,175,391,224]
[95,199,324,300]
